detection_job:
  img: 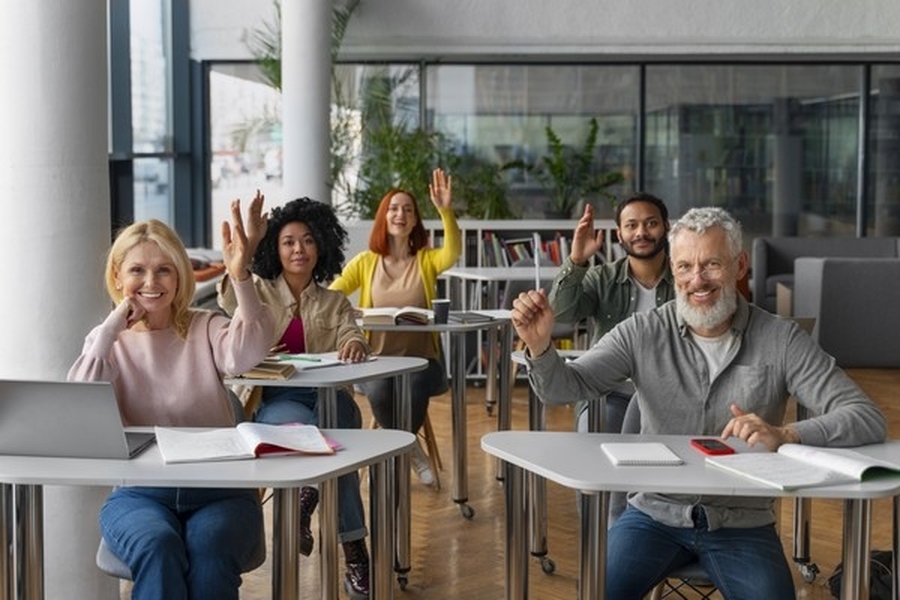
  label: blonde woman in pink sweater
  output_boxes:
[68,198,274,600]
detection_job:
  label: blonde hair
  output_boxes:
[105,219,196,338]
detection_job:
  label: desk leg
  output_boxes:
[494,323,513,481]
[502,461,528,600]
[9,484,43,600]
[450,331,474,519]
[1,483,11,600]
[526,384,551,571]
[393,373,412,586]
[579,491,608,600]
[840,498,871,600]
[893,496,899,600]
[369,458,395,600]
[485,327,498,415]
[317,389,340,600]
[271,488,300,600]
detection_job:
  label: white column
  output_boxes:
[281,0,332,204]
[0,1,117,598]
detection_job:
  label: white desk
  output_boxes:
[482,431,900,600]
[0,429,415,600]
[361,312,513,519]
[226,355,427,591]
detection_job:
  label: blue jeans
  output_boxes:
[255,386,367,542]
[607,505,795,599]
[99,486,262,600]
[360,358,447,433]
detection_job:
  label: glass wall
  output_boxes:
[645,65,863,249]
[207,63,283,248]
[427,65,638,219]
[130,0,173,222]
[868,65,900,237]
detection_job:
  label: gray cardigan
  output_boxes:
[526,297,887,530]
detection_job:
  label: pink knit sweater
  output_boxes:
[68,277,274,427]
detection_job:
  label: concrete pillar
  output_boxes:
[874,77,900,236]
[0,1,117,598]
[281,0,332,204]
[772,98,802,236]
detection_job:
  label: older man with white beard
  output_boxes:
[511,207,886,599]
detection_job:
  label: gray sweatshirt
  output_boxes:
[526,297,886,530]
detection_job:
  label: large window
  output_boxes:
[130,0,173,222]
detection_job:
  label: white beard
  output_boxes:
[676,284,737,332]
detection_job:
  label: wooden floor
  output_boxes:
[120,369,900,599]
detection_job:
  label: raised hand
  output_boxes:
[222,199,253,281]
[510,289,556,358]
[428,168,453,210]
[569,204,604,265]
[244,190,268,255]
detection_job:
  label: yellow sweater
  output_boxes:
[329,207,461,309]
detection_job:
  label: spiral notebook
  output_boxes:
[601,442,683,466]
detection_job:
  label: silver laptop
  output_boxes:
[0,379,156,459]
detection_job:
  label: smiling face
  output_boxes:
[385,193,418,240]
[617,200,668,259]
[670,226,748,337]
[277,221,318,281]
[115,241,178,328]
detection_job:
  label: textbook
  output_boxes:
[239,359,296,380]
[360,307,432,326]
[705,444,900,490]
[601,442,683,466]
[154,423,335,463]
[447,311,496,324]
[271,353,345,370]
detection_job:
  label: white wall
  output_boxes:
[191,0,900,61]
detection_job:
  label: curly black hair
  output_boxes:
[251,197,348,283]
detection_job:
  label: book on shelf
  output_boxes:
[360,306,432,326]
[705,443,900,490]
[239,359,296,380]
[601,442,684,466]
[154,422,335,463]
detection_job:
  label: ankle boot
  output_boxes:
[298,486,319,556]
[342,539,370,599]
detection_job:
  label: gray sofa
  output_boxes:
[793,257,900,368]
[751,236,900,312]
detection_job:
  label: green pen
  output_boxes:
[275,354,321,363]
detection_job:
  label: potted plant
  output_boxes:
[503,117,624,219]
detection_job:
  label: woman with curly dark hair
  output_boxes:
[217,192,372,599]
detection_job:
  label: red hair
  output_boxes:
[368,189,430,255]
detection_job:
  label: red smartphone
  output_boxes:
[690,438,735,456]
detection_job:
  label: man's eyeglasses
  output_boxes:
[672,257,738,282]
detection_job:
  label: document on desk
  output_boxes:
[155,423,334,463]
[601,442,683,466]
[706,444,900,490]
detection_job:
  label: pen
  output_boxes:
[275,354,322,363]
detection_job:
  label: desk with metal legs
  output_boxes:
[362,313,513,519]
[482,431,900,600]
[227,356,427,592]
[0,429,415,600]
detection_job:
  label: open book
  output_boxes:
[154,422,335,463]
[706,444,900,490]
[360,307,432,326]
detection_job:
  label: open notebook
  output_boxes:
[0,379,155,459]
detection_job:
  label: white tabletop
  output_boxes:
[444,266,561,283]
[224,355,427,388]
[0,429,415,489]
[482,431,900,499]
